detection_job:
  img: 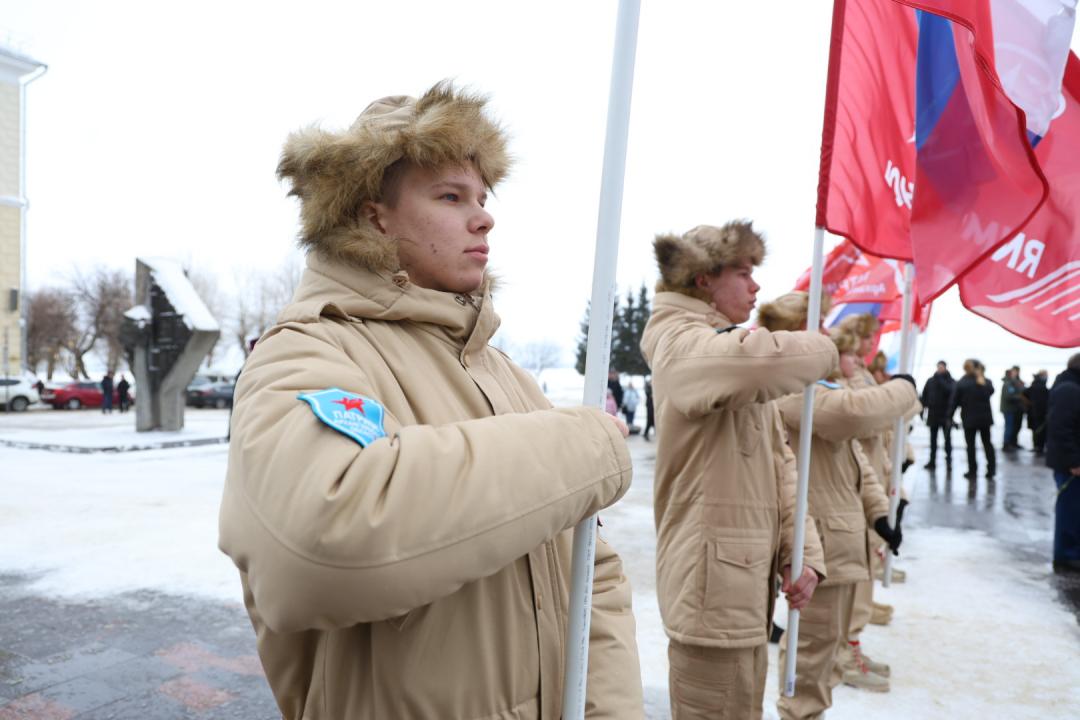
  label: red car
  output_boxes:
[41,381,133,410]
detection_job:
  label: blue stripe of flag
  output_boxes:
[915,10,961,152]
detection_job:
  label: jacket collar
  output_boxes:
[281,254,501,346]
[1054,368,1080,388]
[653,291,736,330]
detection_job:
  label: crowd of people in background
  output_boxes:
[919,360,1057,483]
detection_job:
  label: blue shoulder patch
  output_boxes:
[717,326,739,334]
[298,387,388,447]
[817,380,844,390]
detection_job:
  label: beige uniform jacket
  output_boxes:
[775,379,919,586]
[219,256,642,720]
[842,368,921,498]
[639,292,837,649]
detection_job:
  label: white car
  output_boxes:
[0,376,41,412]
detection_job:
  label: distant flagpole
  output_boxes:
[562,1,640,717]
[883,261,914,587]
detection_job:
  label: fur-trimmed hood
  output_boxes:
[755,291,832,332]
[277,80,512,277]
[653,221,766,298]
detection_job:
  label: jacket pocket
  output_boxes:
[736,406,764,457]
[819,513,868,582]
[702,536,772,631]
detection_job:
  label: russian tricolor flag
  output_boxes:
[816,0,1080,347]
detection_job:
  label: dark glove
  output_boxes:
[902,458,913,473]
[891,373,917,388]
[896,499,908,533]
[874,516,902,555]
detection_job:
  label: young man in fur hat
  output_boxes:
[768,323,917,720]
[639,222,838,720]
[836,316,919,637]
[768,304,920,690]
[218,81,643,720]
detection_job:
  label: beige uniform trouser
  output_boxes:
[668,640,768,720]
[776,583,857,720]
[848,530,882,639]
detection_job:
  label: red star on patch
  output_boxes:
[334,397,366,414]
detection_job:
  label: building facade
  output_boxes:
[0,48,45,376]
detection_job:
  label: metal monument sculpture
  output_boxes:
[119,258,219,432]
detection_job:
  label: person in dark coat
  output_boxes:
[1046,354,1080,571]
[948,358,996,480]
[643,379,655,441]
[1024,370,1050,454]
[116,375,131,413]
[101,372,114,414]
[607,369,623,410]
[1000,366,1027,450]
[921,360,955,470]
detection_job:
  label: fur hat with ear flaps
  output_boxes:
[653,221,767,301]
[755,291,833,332]
[829,324,860,354]
[836,312,880,339]
[868,350,888,374]
[277,80,512,277]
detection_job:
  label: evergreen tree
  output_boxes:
[575,301,590,376]
[575,282,651,376]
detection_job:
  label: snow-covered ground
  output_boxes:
[1,400,1079,719]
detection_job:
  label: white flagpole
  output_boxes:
[562,1,640,717]
[783,225,827,697]
[883,262,915,587]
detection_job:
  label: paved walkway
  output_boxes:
[0,575,277,720]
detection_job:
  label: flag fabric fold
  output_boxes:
[816,0,919,262]
[905,3,1049,302]
[957,51,1080,347]
[816,0,1079,346]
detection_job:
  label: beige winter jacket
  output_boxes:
[775,379,919,586]
[639,292,837,648]
[842,368,921,498]
[219,255,642,720]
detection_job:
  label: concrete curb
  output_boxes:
[0,437,229,454]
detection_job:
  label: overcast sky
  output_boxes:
[2,0,1078,377]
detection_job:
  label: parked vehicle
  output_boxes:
[41,381,132,410]
[0,377,41,412]
[186,381,234,409]
[187,373,231,392]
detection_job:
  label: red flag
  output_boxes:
[956,52,1080,348]
[879,298,932,333]
[794,238,903,305]
[816,0,919,262]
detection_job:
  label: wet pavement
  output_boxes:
[901,424,1080,624]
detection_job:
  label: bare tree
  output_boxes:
[518,339,563,383]
[25,287,77,379]
[234,257,304,358]
[182,260,229,367]
[68,266,133,378]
